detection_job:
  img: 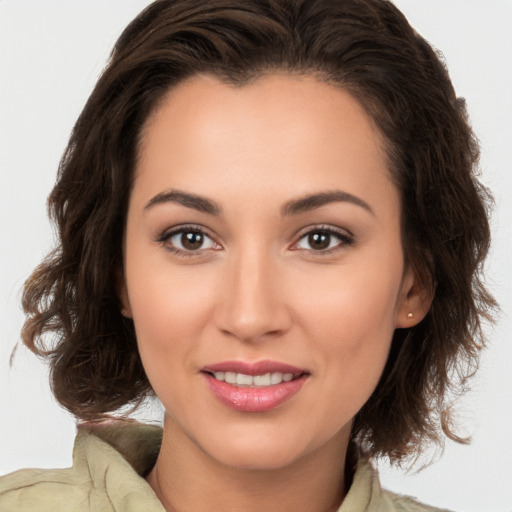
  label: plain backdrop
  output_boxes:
[1,1,511,511]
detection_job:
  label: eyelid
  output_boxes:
[290,224,355,254]
[155,224,222,256]
[154,223,354,257]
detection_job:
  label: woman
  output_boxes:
[0,0,496,511]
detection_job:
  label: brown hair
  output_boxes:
[21,0,496,464]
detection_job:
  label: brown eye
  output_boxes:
[166,228,218,253]
[295,228,354,253]
[307,232,331,250]
[181,231,204,250]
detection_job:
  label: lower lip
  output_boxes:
[203,373,308,412]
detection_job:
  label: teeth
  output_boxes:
[212,372,296,387]
[237,373,253,386]
[224,372,237,384]
[253,373,271,386]
[270,373,282,385]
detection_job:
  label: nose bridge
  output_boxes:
[216,243,289,341]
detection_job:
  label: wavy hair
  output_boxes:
[21,0,496,464]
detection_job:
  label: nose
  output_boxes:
[214,249,292,343]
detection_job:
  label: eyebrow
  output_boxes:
[144,188,374,217]
[144,189,222,216]
[281,190,375,217]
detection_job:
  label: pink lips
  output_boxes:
[202,360,309,413]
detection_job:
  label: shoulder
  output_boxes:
[380,489,453,512]
[0,465,86,512]
[0,421,165,512]
[340,459,454,512]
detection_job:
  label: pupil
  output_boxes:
[308,232,330,250]
[182,231,203,250]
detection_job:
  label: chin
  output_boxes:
[213,444,304,472]
[198,427,319,472]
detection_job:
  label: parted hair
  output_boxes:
[22,0,496,464]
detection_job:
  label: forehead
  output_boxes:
[140,73,386,158]
[134,73,399,220]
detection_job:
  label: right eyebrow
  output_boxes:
[144,189,222,216]
[281,190,375,217]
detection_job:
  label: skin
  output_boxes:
[120,74,428,512]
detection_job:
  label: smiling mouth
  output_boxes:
[201,362,309,412]
[206,371,300,387]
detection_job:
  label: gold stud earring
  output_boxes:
[407,312,414,319]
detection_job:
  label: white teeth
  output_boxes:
[224,372,237,384]
[236,373,253,386]
[253,373,271,386]
[270,373,282,385]
[212,372,296,387]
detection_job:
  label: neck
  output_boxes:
[146,417,352,512]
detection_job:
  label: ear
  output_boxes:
[117,269,133,319]
[395,265,433,328]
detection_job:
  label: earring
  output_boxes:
[407,312,414,319]
[121,308,131,318]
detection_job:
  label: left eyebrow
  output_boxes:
[281,190,375,217]
[144,189,222,216]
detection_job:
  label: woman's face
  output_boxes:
[121,74,422,470]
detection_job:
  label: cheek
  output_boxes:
[307,285,395,387]
[126,260,219,369]
[289,253,403,397]
[292,255,403,343]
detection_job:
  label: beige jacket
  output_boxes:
[0,423,450,512]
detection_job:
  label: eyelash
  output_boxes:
[292,225,355,255]
[156,224,354,257]
[156,224,220,258]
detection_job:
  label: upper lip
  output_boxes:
[202,360,308,376]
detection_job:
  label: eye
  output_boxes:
[294,227,353,253]
[159,226,220,254]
